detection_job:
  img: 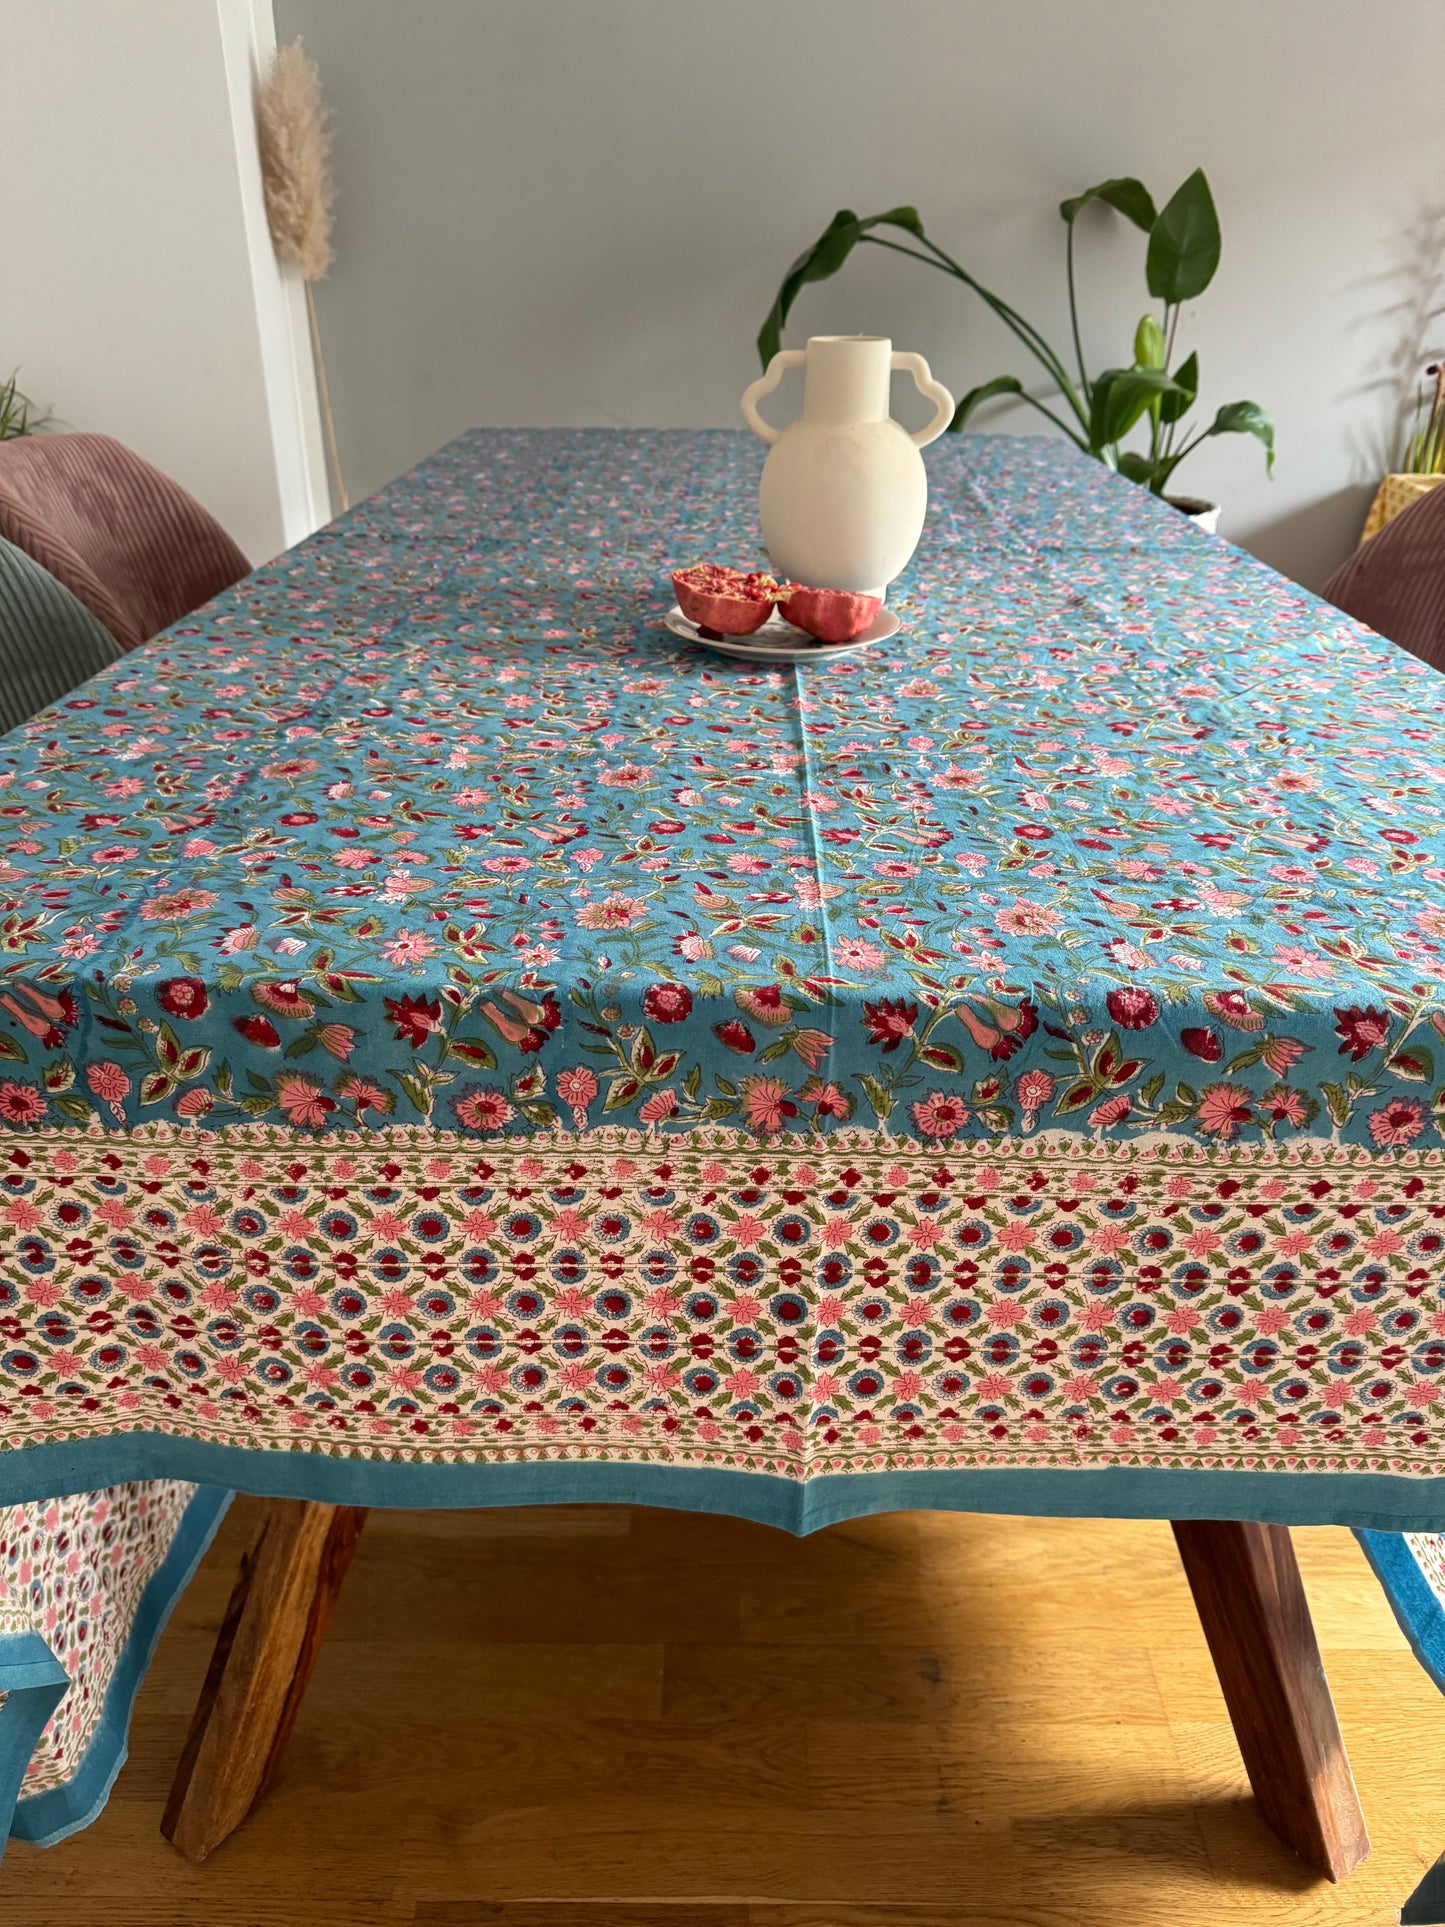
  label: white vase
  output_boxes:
[740,335,954,597]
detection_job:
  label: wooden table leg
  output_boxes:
[1171,1519,1369,1881]
[162,1498,367,1862]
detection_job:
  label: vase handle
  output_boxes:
[740,350,806,445]
[892,351,955,448]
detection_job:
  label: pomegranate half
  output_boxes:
[672,563,786,637]
[779,585,882,643]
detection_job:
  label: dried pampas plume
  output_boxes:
[257,40,347,509]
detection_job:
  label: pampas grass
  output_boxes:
[257,40,347,510]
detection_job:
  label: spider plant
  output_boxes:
[0,372,51,441]
[757,169,1273,499]
[1402,364,1445,475]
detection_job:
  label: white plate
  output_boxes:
[662,603,900,663]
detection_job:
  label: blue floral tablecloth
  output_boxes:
[2,428,1445,1846]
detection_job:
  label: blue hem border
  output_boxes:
[1355,1528,1445,1694]
[4,1435,1445,1536]
[0,1631,68,1864]
[8,1485,231,1849]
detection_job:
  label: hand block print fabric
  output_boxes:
[0,1482,228,1849]
[0,429,1444,1838]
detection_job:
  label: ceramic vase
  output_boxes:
[740,335,954,597]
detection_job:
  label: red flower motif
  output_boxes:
[1334,1005,1389,1062]
[157,977,209,1021]
[642,983,693,1025]
[1181,1027,1223,1063]
[233,1015,281,1048]
[863,998,919,1053]
[385,993,443,1046]
[713,1019,756,1054]
[1106,986,1159,1030]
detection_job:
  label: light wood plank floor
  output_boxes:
[1,1500,1442,1925]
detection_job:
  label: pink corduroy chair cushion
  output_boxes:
[1322,484,1445,673]
[0,433,249,652]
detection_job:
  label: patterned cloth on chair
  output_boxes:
[1323,479,1445,671]
[0,535,125,735]
[0,434,248,652]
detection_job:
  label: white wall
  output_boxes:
[278,0,1445,589]
[0,0,327,565]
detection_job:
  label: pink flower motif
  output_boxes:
[555,1066,598,1121]
[276,1075,337,1129]
[453,1086,515,1132]
[1014,1068,1055,1125]
[1194,1083,1254,1139]
[576,895,647,930]
[639,1088,678,1125]
[739,1076,798,1135]
[911,1092,969,1140]
[85,1062,130,1102]
[175,1088,214,1119]
[1369,1099,1425,1148]
[996,900,1062,936]
[1087,1092,1130,1128]
[0,1082,44,1124]
[835,937,884,971]
[379,929,437,967]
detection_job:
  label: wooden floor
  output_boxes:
[1,1501,1442,1925]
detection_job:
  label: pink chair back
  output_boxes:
[0,433,249,651]
[1322,484,1445,672]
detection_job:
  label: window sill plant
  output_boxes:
[757,169,1273,530]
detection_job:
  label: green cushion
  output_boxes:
[0,532,124,736]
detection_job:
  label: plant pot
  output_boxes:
[1166,493,1220,534]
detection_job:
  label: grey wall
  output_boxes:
[278,0,1445,588]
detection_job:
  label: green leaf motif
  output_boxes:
[857,1073,894,1123]
[1060,177,1157,231]
[0,1031,25,1062]
[757,206,925,366]
[1146,168,1221,302]
[1320,1081,1352,1128]
[1388,1045,1435,1083]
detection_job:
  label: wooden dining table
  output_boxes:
[1,429,1444,1890]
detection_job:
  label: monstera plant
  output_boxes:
[757,169,1273,500]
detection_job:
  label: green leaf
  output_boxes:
[0,1031,24,1062]
[948,374,1024,434]
[857,1073,894,1123]
[42,1056,74,1093]
[139,1070,173,1106]
[757,206,925,365]
[54,1092,95,1124]
[603,1074,641,1113]
[1146,168,1221,302]
[1388,1045,1435,1083]
[449,1035,497,1069]
[1139,1072,1166,1106]
[1115,451,1155,485]
[1159,349,1198,426]
[1089,367,1190,452]
[1320,1081,1352,1129]
[1060,177,1157,231]
[390,1070,432,1117]
[1203,400,1275,475]
[1133,313,1167,370]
